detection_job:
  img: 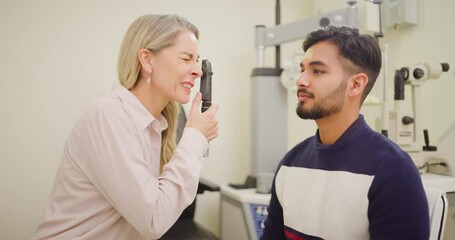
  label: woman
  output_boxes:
[32,14,219,240]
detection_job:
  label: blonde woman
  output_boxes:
[33,14,219,240]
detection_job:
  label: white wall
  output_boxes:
[0,0,310,239]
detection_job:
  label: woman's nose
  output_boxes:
[192,63,203,77]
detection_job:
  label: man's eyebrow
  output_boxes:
[308,60,328,67]
[300,60,328,69]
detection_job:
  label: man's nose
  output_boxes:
[296,73,309,87]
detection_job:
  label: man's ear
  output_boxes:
[349,73,368,98]
[138,49,153,73]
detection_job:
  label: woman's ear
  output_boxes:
[349,73,368,98]
[138,49,153,74]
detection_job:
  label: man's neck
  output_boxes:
[315,110,359,144]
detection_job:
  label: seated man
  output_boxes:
[261,25,429,240]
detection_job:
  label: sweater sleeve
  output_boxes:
[260,172,286,240]
[368,151,430,240]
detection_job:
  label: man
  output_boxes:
[261,25,429,240]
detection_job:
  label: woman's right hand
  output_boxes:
[185,92,219,141]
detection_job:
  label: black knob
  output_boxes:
[319,17,330,27]
[441,63,450,72]
[402,116,414,125]
[413,68,425,79]
[400,67,409,80]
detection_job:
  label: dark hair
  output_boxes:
[303,25,382,103]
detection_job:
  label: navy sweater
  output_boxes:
[261,115,429,240]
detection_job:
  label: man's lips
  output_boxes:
[297,89,314,102]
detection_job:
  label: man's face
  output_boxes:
[295,41,350,120]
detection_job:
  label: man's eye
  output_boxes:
[313,69,324,74]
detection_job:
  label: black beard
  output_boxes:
[296,102,328,119]
[295,78,347,120]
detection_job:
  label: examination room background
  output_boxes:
[1,0,454,239]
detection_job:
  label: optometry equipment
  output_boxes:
[388,62,450,153]
[200,59,213,113]
[200,59,213,157]
[383,61,455,226]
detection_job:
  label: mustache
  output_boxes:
[297,87,314,98]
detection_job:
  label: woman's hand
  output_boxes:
[185,92,219,141]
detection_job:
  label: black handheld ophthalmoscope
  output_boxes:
[200,59,213,113]
[200,59,213,157]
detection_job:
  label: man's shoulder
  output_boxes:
[282,137,316,161]
[359,127,412,160]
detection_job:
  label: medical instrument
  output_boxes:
[389,62,450,153]
[200,59,213,157]
[220,186,270,240]
[200,59,213,113]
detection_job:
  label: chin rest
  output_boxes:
[160,178,220,240]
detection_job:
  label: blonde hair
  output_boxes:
[117,14,199,171]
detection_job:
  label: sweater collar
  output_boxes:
[315,115,366,148]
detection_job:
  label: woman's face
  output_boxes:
[150,30,202,104]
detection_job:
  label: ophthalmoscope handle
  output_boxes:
[200,59,213,113]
